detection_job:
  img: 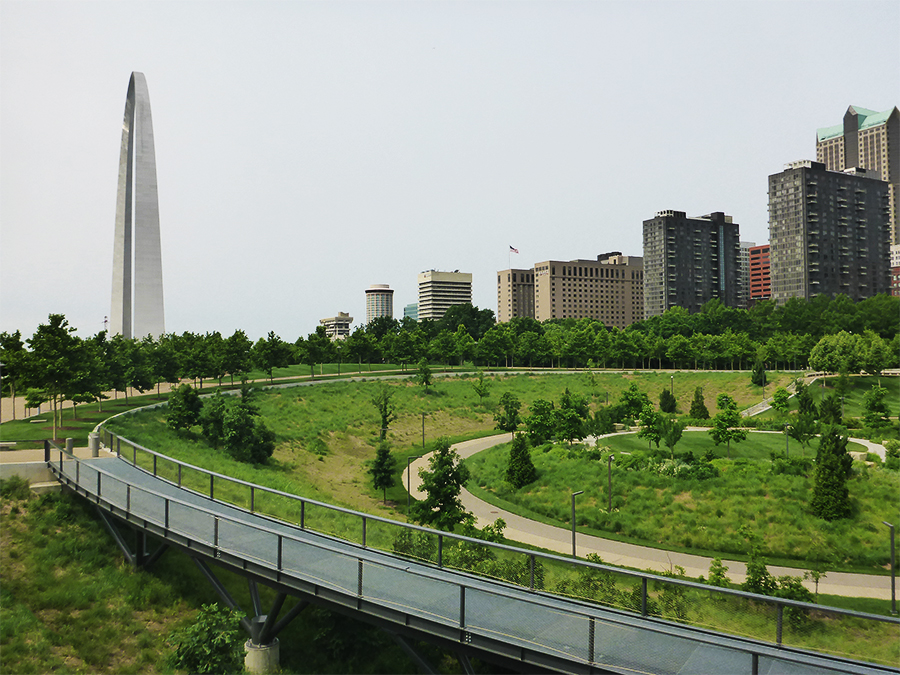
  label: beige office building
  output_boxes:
[496,268,535,323]
[417,270,472,321]
[498,253,643,328]
[365,284,394,323]
[320,312,353,340]
[817,105,899,243]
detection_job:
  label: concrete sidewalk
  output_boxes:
[404,433,895,601]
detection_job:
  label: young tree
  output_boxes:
[167,384,202,433]
[0,330,27,421]
[862,384,892,429]
[494,392,522,433]
[795,381,817,418]
[369,442,396,503]
[470,370,492,405]
[618,382,651,421]
[26,313,79,438]
[689,386,709,420]
[415,357,433,390]
[751,360,767,387]
[222,329,253,384]
[410,437,472,531]
[811,425,853,521]
[524,399,556,444]
[165,603,244,675]
[771,387,791,415]
[818,392,842,425]
[371,383,397,441]
[199,389,229,449]
[659,388,677,414]
[709,393,747,459]
[787,413,819,457]
[222,401,276,464]
[253,331,293,383]
[506,433,537,489]
[660,415,686,460]
[637,403,662,450]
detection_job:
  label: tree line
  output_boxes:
[1,295,897,434]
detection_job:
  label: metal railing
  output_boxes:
[46,434,900,672]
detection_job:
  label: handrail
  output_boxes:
[90,430,900,626]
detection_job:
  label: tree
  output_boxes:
[222,399,276,464]
[751,360,767,387]
[659,388,677,414]
[795,381,816,418]
[410,437,472,531]
[637,403,662,450]
[165,603,244,675]
[689,386,709,420]
[199,389,228,449]
[167,384,202,433]
[862,384,892,429]
[618,383,650,421]
[771,387,791,415]
[709,393,746,459]
[470,370,492,404]
[811,425,853,521]
[253,331,292,382]
[818,393,842,425]
[369,442,396,503]
[506,433,537,489]
[371,383,397,441]
[222,329,253,384]
[415,357,433,390]
[660,415,685,460]
[524,399,556,445]
[494,392,522,433]
[0,330,27,421]
[26,314,79,438]
[453,324,476,366]
[787,413,819,457]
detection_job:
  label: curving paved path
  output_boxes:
[404,432,895,601]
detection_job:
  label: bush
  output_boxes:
[0,476,32,501]
[506,434,538,489]
[165,603,244,674]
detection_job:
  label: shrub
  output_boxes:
[0,476,32,501]
[165,603,244,674]
[506,434,538,489]
[166,384,202,433]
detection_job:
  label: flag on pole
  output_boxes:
[509,246,519,254]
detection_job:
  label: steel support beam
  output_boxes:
[389,632,437,675]
[191,557,252,635]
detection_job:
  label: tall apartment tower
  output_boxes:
[365,284,394,324]
[768,160,891,303]
[496,269,535,323]
[642,211,741,318]
[738,241,755,309]
[417,270,472,321]
[748,244,771,303]
[816,106,899,243]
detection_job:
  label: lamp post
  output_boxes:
[670,375,674,395]
[607,455,615,513]
[884,521,897,615]
[407,455,422,520]
[571,491,584,557]
[421,412,426,449]
[784,424,790,458]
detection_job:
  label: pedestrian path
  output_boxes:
[404,433,894,601]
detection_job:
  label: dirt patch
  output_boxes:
[673,492,695,509]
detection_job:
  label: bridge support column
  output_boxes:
[244,638,279,674]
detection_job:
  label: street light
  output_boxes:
[784,423,790,458]
[884,521,897,615]
[670,375,674,395]
[407,455,422,520]
[607,455,616,513]
[421,412,426,449]
[571,491,584,557]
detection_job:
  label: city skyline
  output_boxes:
[1,2,898,341]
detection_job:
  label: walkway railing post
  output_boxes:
[362,517,367,548]
[214,517,219,555]
[277,536,283,573]
[641,578,648,616]
[588,617,595,665]
[178,464,182,488]
[76,460,80,484]
[300,501,305,529]
[210,475,214,500]
[776,603,783,646]
[44,440,49,463]
[357,560,363,598]
[530,555,535,591]
[459,586,466,629]
[133,444,137,466]
[153,455,157,476]
[438,534,443,568]
[164,499,169,531]
[250,486,255,513]
[127,484,131,513]
[97,472,101,500]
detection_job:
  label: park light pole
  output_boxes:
[421,412,426,449]
[670,375,674,395]
[884,521,896,614]
[571,491,584,557]
[784,423,790,458]
[607,455,615,513]
[407,455,422,520]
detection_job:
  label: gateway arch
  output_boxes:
[110,71,165,340]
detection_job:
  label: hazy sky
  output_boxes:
[2,1,898,342]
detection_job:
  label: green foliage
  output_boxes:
[660,415,685,459]
[165,603,244,674]
[470,370,492,404]
[414,357,433,390]
[709,393,747,458]
[221,391,276,464]
[493,392,522,433]
[771,387,791,415]
[0,475,32,500]
[787,413,819,456]
[811,425,853,521]
[506,433,537,489]
[166,384,202,433]
[862,384,892,429]
[689,386,709,420]
[371,383,397,441]
[795,381,816,417]
[524,398,556,444]
[636,403,661,449]
[659,387,677,413]
[751,360,767,387]
[819,392,843,425]
[410,437,472,531]
[618,383,650,420]
[369,442,396,502]
[706,557,730,588]
[199,390,228,449]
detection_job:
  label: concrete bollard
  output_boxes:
[244,639,279,674]
[89,433,100,458]
[65,438,74,455]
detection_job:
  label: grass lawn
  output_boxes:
[465,430,898,572]
[756,374,900,420]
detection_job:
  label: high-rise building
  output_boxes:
[417,270,472,321]
[816,106,899,243]
[738,241,755,309]
[403,303,418,321]
[889,244,900,297]
[748,244,771,303]
[768,160,891,303]
[111,72,165,339]
[365,284,394,324]
[642,210,741,318]
[497,253,643,328]
[496,268,535,323]
[320,312,353,340]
